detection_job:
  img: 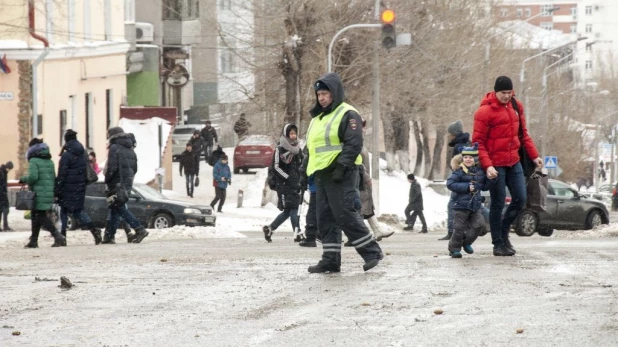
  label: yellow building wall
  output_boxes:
[0,61,21,180]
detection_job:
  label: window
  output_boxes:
[67,0,75,41]
[104,0,112,40]
[220,39,236,73]
[500,8,508,17]
[85,184,107,198]
[571,6,577,19]
[525,8,531,17]
[83,0,91,41]
[36,114,43,136]
[219,0,231,10]
[541,22,553,31]
[541,5,554,16]
[516,9,522,17]
[585,6,592,15]
[570,24,577,33]
[125,0,135,22]
[45,0,53,44]
[586,43,593,52]
[106,89,113,130]
[586,60,592,70]
[59,110,67,146]
[162,0,199,19]
[586,24,592,33]
[85,93,93,148]
[70,95,77,130]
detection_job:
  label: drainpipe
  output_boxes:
[29,0,50,138]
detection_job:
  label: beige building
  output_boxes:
[0,0,130,178]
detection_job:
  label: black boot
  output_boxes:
[418,226,428,234]
[132,227,149,244]
[51,230,67,247]
[299,239,317,247]
[24,229,40,248]
[363,258,380,272]
[504,238,517,254]
[90,228,102,245]
[61,230,67,237]
[102,223,115,244]
[439,231,452,240]
[493,245,515,256]
[308,263,341,273]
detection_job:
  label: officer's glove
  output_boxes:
[332,163,346,183]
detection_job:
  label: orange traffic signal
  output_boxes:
[381,9,396,49]
[381,9,395,24]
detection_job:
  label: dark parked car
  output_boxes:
[232,135,276,174]
[484,179,609,237]
[59,182,216,230]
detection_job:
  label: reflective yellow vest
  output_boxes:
[306,102,362,176]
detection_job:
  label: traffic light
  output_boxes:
[381,9,396,49]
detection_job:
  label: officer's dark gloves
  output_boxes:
[332,163,346,183]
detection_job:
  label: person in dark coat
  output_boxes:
[188,130,204,176]
[179,143,198,198]
[0,161,14,231]
[262,124,303,243]
[55,129,102,244]
[20,139,66,248]
[211,154,232,212]
[200,120,218,162]
[233,113,251,140]
[446,143,493,258]
[208,145,225,167]
[403,174,427,233]
[103,127,148,244]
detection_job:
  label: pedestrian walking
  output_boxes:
[262,124,303,243]
[179,143,198,198]
[403,174,428,233]
[21,138,66,248]
[55,129,102,245]
[305,72,383,273]
[233,113,251,140]
[440,120,471,241]
[188,130,204,176]
[472,76,542,256]
[89,151,101,174]
[200,120,218,161]
[446,144,493,258]
[0,161,14,231]
[210,154,231,212]
[103,127,148,244]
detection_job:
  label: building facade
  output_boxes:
[0,0,129,177]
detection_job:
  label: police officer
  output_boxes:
[305,72,384,273]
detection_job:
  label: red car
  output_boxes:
[233,135,276,174]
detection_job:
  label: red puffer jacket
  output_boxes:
[472,92,539,170]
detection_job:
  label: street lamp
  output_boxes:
[483,7,559,91]
[519,36,588,124]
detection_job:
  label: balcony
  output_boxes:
[163,19,201,46]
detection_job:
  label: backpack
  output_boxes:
[209,145,225,167]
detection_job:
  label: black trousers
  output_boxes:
[211,187,226,211]
[304,191,318,240]
[405,204,427,228]
[315,166,382,267]
[32,210,58,236]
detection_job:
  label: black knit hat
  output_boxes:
[494,76,513,92]
[64,129,78,143]
[314,81,329,91]
[407,174,415,180]
[28,138,43,147]
[221,154,228,161]
[5,161,13,170]
[107,127,124,139]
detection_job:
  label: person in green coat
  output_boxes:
[20,138,66,248]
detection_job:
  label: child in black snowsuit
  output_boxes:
[446,143,493,258]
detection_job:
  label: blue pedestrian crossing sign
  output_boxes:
[544,156,558,169]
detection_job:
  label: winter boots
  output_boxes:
[439,231,452,241]
[403,225,414,231]
[463,244,474,254]
[308,263,341,273]
[132,227,149,244]
[262,225,273,243]
[90,228,103,245]
[101,234,116,244]
[417,227,428,234]
[299,239,317,247]
[51,230,67,247]
[504,238,516,254]
[449,251,463,258]
[24,229,40,248]
[363,258,380,272]
[493,245,515,256]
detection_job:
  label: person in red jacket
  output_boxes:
[472,76,542,257]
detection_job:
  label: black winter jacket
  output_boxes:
[179,150,198,175]
[189,136,205,157]
[200,126,218,145]
[105,133,138,194]
[0,165,8,208]
[55,139,88,212]
[273,143,303,210]
[407,180,423,211]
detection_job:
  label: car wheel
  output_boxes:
[515,210,537,237]
[243,168,249,174]
[537,227,554,237]
[149,213,174,229]
[234,167,240,174]
[585,210,603,230]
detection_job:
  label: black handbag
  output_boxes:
[15,185,36,211]
[511,97,537,177]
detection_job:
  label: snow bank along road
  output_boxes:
[1,232,618,346]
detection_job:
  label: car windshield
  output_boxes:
[134,184,167,200]
[238,135,273,146]
[550,181,576,198]
[174,127,198,135]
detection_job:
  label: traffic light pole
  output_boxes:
[327,24,381,73]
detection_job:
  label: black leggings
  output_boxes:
[210,188,226,211]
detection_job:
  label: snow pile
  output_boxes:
[553,223,618,239]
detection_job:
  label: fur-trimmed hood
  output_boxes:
[450,154,463,171]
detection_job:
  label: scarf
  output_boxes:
[279,135,300,164]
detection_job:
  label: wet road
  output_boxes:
[1,231,618,346]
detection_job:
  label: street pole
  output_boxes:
[327,23,381,73]
[371,0,380,213]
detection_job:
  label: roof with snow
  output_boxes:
[492,20,574,50]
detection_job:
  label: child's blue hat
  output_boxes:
[461,142,479,157]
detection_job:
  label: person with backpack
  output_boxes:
[209,145,225,167]
[211,154,231,212]
[20,138,66,248]
[179,143,198,198]
[472,76,542,256]
[262,124,303,243]
[55,129,103,245]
